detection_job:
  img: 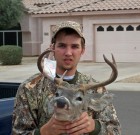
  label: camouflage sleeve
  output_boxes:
[97,104,121,135]
[93,87,121,135]
[12,74,43,135]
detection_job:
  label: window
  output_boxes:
[116,25,124,31]
[97,26,104,31]
[107,26,114,31]
[0,23,22,47]
[126,25,134,31]
[136,25,140,31]
[0,32,3,46]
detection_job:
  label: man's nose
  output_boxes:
[65,48,72,56]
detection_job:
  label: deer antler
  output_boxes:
[37,48,67,83]
[37,48,55,81]
[80,54,118,91]
[38,50,118,90]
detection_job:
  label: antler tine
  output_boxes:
[37,48,54,81]
[61,70,68,79]
[103,54,118,83]
[81,54,118,91]
[54,70,68,85]
[111,53,117,67]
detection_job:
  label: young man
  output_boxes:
[12,21,121,135]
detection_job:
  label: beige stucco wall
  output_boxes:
[82,13,140,62]
[40,17,82,50]
[21,14,42,56]
[21,11,140,62]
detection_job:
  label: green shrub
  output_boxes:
[0,45,22,65]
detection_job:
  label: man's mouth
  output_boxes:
[64,59,72,64]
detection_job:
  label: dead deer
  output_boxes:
[37,49,118,121]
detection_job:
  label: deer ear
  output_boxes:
[54,78,70,88]
[88,93,114,112]
[54,78,63,86]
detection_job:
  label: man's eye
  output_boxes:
[72,45,80,49]
[58,44,65,48]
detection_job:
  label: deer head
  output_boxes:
[37,49,118,121]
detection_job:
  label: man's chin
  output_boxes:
[62,66,73,71]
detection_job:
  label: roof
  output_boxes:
[22,0,140,15]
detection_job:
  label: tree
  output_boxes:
[0,0,25,29]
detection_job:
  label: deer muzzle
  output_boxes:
[52,96,71,110]
[55,96,70,109]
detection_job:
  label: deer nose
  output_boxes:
[56,98,67,108]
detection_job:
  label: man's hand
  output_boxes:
[65,112,95,135]
[40,112,95,135]
[40,115,70,135]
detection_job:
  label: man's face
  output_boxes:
[54,32,85,75]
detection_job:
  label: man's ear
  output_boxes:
[81,47,85,55]
[50,43,55,50]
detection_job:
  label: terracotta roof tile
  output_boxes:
[74,0,140,11]
[22,0,140,14]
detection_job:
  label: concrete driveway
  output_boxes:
[0,57,140,91]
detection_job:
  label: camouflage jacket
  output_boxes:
[12,71,121,135]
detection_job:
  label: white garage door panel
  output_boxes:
[95,24,140,62]
[96,53,140,62]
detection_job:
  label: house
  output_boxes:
[21,0,140,62]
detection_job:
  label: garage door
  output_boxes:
[95,24,140,62]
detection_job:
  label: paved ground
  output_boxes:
[0,57,140,91]
[113,91,140,135]
[1,57,140,135]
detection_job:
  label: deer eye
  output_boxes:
[55,92,59,97]
[76,97,82,101]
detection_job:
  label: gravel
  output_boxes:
[118,75,140,83]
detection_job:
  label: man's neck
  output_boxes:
[56,68,76,76]
[56,71,78,84]
[56,74,75,80]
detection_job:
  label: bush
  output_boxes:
[0,45,22,65]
